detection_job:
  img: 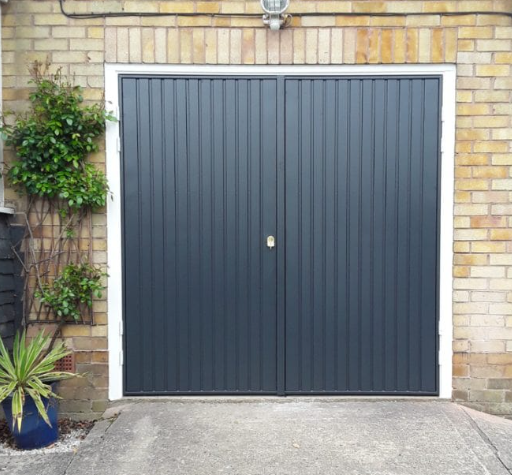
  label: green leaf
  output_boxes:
[0,329,78,431]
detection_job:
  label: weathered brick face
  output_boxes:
[3,0,512,417]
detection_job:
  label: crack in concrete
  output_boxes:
[462,407,512,475]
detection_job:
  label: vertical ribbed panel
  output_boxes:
[122,77,278,394]
[122,75,441,396]
[284,77,440,394]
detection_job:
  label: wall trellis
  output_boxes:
[14,197,94,326]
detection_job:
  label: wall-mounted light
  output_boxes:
[261,0,290,30]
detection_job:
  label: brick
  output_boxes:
[318,29,331,64]
[492,204,512,215]
[105,28,117,62]
[356,29,368,63]
[268,31,280,65]
[117,28,129,63]
[406,15,440,27]
[339,28,354,63]
[453,290,470,301]
[457,52,492,64]
[477,40,512,52]
[495,78,512,90]
[336,17,370,27]
[469,390,504,403]
[129,28,142,63]
[454,204,488,215]
[475,142,508,153]
[394,29,406,64]
[473,167,509,179]
[62,326,91,338]
[492,156,512,166]
[331,29,343,64]
[52,52,88,63]
[293,29,305,64]
[488,354,512,365]
[471,242,507,253]
[475,91,511,103]
[490,304,512,315]
[458,39,474,52]
[457,104,489,116]
[492,180,512,191]
[453,390,469,401]
[179,29,191,64]
[471,343,506,355]
[242,29,255,65]
[441,15,476,27]
[197,2,220,13]
[406,29,418,63]
[445,28,458,62]
[456,129,488,141]
[167,30,179,64]
[418,29,431,63]
[488,379,512,390]
[53,26,86,38]
[495,27,512,39]
[455,179,489,191]
[471,267,506,278]
[492,129,512,140]
[431,28,443,62]
[353,2,387,13]
[459,27,494,39]
[34,39,69,51]
[457,77,492,90]
[495,53,512,64]
[306,29,318,64]
[155,28,167,63]
[491,229,512,240]
[490,254,512,265]
[88,27,104,39]
[255,29,267,64]
[453,365,469,377]
[470,314,505,325]
[454,302,489,314]
[456,155,488,166]
[478,117,511,129]
[301,16,336,27]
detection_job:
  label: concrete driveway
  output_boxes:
[2,399,512,475]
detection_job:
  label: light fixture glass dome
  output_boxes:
[260,0,290,15]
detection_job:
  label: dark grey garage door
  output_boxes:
[121,75,441,396]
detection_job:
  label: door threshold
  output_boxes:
[114,395,448,404]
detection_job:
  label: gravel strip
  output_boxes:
[0,419,94,455]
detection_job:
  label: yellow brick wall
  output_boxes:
[3,0,512,416]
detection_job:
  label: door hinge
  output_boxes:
[116,137,122,154]
[119,322,124,365]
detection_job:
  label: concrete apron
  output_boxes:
[5,399,512,475]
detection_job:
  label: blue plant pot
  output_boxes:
[2,388,59,450]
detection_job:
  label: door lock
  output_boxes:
[266,236,276,249]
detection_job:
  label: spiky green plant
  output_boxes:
[0,331,77,432]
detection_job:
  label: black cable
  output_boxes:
[59,0,512,20]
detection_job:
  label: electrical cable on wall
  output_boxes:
[59,0,512,22]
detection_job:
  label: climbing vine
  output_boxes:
[2,63,113,212]
[1,61,115,341]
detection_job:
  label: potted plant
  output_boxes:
[0,330,77,449]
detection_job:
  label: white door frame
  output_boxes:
[105,64,456,401]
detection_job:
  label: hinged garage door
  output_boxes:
[120,75,441,396]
